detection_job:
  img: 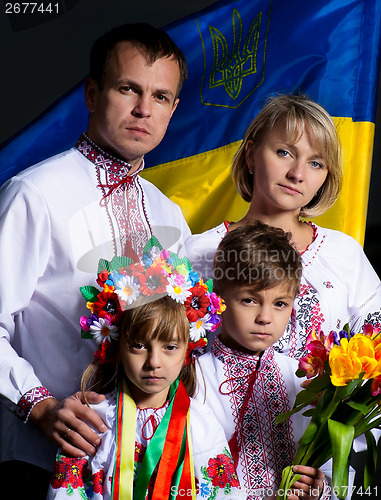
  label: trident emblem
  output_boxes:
[198,2,271,108]
[209,9,261,100]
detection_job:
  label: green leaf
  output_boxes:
[142,235,163,254]
[109,255,133,272]
[171,254,191,270]
[346,401,370,415]
[97,258,110,274]
[364,430,377,489]
[275,409,295,424]
[205,278,214,293]
[276,466,301,500]
[302,408,315,417]
[343,323,351,334]
[328,419,354,499]
[81,330,93,340]
[296,368,307,378]
[299,421,318,445]
[80,285,99,302]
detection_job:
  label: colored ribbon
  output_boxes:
[112,377,195,499]
[112,379,137,500]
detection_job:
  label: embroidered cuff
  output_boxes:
[320,476,331,500]
[15,386,54,423]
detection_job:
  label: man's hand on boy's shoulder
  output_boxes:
[29,391,107,457]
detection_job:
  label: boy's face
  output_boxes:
[219,283,294,355]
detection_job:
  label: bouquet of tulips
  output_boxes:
[275,324,381,500]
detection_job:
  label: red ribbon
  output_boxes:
[151,381,192,499]
[98,175,133,205]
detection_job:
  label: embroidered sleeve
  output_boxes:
[15,386,55,422]
[195,446,244,499]
[319,475,331,500]
[48,454,104,499]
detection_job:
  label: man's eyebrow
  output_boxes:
[117,79,176,99]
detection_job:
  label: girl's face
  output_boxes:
[246,120,328,216]
[121,331,187,409]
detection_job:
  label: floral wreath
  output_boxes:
[80,237,225,364]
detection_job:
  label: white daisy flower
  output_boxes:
[189,314,213,341]
[166,275,192,303]
[90,317,118,344]
[114,275,140,305]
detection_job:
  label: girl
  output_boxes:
[47,245,243,499]
[185,94,381,358]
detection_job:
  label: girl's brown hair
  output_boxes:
[81,296,197,399]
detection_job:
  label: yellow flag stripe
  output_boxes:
[142,119,374,245]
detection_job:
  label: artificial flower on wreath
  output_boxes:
[275,323,381,500]
[80,236,225,364]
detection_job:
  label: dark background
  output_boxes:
[0,1,380,496]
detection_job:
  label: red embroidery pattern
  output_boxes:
[50,455,87,490]
[15,386,54,421]
[206,453,240,488]
[92,470,104,494]
[76,133,152,257]
[213,339,296,497]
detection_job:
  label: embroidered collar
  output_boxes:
[75,132,145,177]
[212,335,274,371]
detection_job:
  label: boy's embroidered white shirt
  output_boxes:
[185,222,381,358]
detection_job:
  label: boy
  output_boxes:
[195,222,333,500]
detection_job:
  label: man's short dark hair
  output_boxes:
[213,221,302,297]
[90,22,187,98]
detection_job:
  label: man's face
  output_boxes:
[85,41,180,171]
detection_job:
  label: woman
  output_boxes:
[185,94,381,358]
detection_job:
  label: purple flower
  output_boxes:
[333,330,349,345]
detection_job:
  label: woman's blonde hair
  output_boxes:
[231,94,343,218]
[81,296,197,398]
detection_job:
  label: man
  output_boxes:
[0,23,190,494]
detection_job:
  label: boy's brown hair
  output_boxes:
[213,221,302,297]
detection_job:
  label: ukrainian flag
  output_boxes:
[1,0,380,244]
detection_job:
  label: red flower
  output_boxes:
[94,338,117,365]
[206,453,239,488]
[92,470,104,494]
[184,338,207,366]
[140,266,167,296]
[50,455,87,489]
[184,286,210,322]
[134,442,147,464]
[96,269,110,287]
[92,291,122,324]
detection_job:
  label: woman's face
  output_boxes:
[246,120,328,216]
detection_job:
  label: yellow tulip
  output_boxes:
[349,334,381,379]
[329,338,363,386]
